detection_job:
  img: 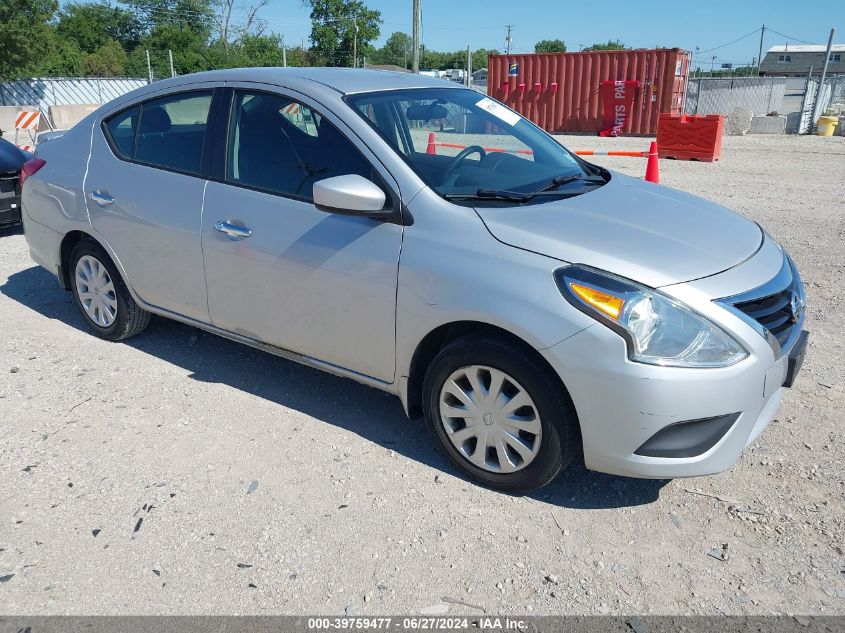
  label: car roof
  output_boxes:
[147,67,460,95]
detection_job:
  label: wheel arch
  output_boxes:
[58,230,90,289]
[59,230,137,302]
[404,320,578,425]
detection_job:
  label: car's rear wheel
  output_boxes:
[69,240,150,341]
[422,335,579,493]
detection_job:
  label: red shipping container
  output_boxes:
[488,49,690,136]
[657,114,724,162]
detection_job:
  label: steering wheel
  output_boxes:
[442,145,487,182]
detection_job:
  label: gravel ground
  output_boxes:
[0,133,843,616]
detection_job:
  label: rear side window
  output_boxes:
[135,92,212,174]
[103,91,212,175]
[105,106,137,158]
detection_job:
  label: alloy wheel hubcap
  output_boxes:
[438,365,542,474]
[75,255,117,327]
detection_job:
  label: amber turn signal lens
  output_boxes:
[569,282,625,320]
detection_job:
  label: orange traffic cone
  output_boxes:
[644,141,659,183]
[426,132,437,155]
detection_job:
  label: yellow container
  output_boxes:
[816,115,839,136]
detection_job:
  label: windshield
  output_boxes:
[345,88,598,202]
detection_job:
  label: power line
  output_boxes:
[765,27,822,46]
[696,27,762,54]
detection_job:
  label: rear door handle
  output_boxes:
[88,190,114,206]
[214,220,252,239]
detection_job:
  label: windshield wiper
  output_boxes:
[531,173,606,195]
[443,174,606,204]
[443,189,530,202]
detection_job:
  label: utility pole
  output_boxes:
[145,49,153,83]
[505,25,513,55]
[168,49,175,78]
[466,45,472,87]
[811,27,837,127]
[353,16,358,68]
[756,24,765,75]
[412,0,420,73]
[282,45,287,67]
[711,55,716,74]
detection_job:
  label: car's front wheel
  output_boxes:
[69,240,150,341]
[422,335,580,493]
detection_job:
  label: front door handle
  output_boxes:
[214,220,252,239]
[88,190,114,206]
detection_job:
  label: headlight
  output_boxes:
[555,265,748,368]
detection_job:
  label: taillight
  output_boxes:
[20,158,46,187]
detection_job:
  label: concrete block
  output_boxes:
[750,115,787,134]
[0,105,39,137]
[48,103,99,131]
[725,108,753,135]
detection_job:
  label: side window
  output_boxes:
[134,91,212,174]
[226,91,375,200]
[104,106,138,159]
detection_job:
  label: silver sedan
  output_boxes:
[21,68,808,492]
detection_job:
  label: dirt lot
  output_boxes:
[1,134,843,616]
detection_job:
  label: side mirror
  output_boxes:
[313,174,387,214]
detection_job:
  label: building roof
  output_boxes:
[766,44,845,53]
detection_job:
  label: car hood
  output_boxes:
[475,171,763,287]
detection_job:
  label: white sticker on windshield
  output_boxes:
[475,97,521,127]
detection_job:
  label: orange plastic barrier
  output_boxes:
[657,114,724,162]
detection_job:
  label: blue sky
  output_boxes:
[254,0,841,70]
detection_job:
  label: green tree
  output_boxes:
[39,30,85,76]
[372,31,411,67]
[307,0,381,67]
[585,39,626,51]
[534,38,566,53]
[241,34,283,66]
[56,2,141,54]
[125,0,214,36]
[126,23,211,78]
[283,45,308,67]
[0,0,58,79]
[84,39,129,75]
[123,0,215,78]
[472,48,493,72]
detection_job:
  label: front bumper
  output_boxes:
[541,237,807,479]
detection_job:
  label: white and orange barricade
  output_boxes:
[15,110,41,152]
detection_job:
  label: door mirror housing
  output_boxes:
[313,175,387,214]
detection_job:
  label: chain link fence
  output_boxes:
[797,74,845,134]
[685,77,786,116]
[0,77,148,133]
[826,75,845,111]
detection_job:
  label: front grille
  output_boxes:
[733,288,795,347]
[719,254,805,357]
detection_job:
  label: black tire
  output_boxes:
[69,239,150,341]
[422,335,580,494]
